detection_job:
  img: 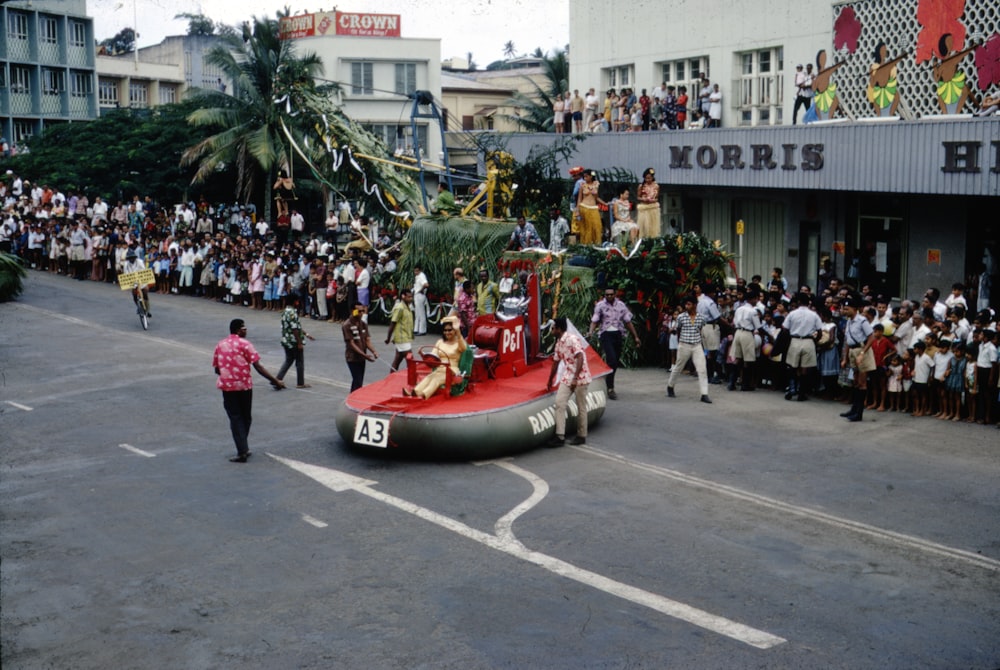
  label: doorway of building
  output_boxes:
[854,216,905,300]
[798,221,820,292]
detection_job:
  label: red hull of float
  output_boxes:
[336,348,611,459]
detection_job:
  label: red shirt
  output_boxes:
[213,334,260,391]
[870,336,893,367]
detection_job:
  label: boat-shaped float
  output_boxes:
[336,274,612,459]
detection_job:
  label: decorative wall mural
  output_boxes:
[824,0,999,120]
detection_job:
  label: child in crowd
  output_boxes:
[885,352,904,412]
[942,341,966,421]
[932,338,954,418]
[868,323,893,410]
[964,343,979,423]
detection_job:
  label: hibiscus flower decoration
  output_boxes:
[914,0,966,64]
[975,33,1000,91]
[833,7,862,54]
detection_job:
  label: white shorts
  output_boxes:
[394,342,412,353]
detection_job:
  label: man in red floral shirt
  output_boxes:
[213,318,285,463]
[547,317,593,446]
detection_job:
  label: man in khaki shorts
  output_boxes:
[840,297,876,422]
[782,292,824,401]
[729,288,767,391]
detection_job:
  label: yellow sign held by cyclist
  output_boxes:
[119,268,156,290]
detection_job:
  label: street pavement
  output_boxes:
[1,271,998,669]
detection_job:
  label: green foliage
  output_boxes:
[182,12,331,219]
[570,232,738,364]
[6,101,223,204]
[175,12,222,36]
[396,215,515,300]
[98,28,135,55]
[469,132,581,223]
[0,253,27,302]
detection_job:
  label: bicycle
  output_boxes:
[132,284,150,330]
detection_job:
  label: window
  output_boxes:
[351,62,373,95]
[160,85,177,104]
[734,47,784,126]
[364,124,428,157]
[129,82,149,107]
[70,21,87,47]
[40,17,58,44]
[99,79,118,105]
[657,57,709,97]
[14,121,34,145]
[395,63,417,95]
[10,67,30,94]
[71,72,92,98]
[43,69,65,95]
[603,65,633,90]
[8,12,28,40]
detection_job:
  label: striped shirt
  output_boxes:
[676,312,707,345]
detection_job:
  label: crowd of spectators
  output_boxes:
[661,269,998,426]
[554,75,722,134]
[0,171,403,325]
[2,171,996,426]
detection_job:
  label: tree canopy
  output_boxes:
[5,100,227,205]
[98,28,135,55]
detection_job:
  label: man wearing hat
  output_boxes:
[793,63,815,124]
[840,296,876,421]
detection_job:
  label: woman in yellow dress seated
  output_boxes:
[406,315,468,399]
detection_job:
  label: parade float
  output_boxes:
[275,84,733,456]
[335,272,612,458]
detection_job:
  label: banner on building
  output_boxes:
[280,11,401,40]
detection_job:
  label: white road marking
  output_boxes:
[117,443,156,458]
[301,514,328,528]
[574,444,1000,573]
[5,401,33,411]
[269,453,786,649]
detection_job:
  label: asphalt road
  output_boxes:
[2,271,999,669]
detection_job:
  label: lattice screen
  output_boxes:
[829,0,999,119]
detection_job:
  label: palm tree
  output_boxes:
[181,12,328,220]
[531,47,545,58]
[503,40,517,60]
[500,47,570,132]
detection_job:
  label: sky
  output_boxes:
[88,0,569,65]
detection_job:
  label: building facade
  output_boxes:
[0,0,97,149]
[281,10,443,164]
[531,0,1000,300]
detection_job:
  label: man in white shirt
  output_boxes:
[583,88,599,131]
[792,64,815,124]
[290,209,305,241]
[91,196,108,224]
[412,265,429,335]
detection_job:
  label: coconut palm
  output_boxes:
[503,41,517,59]
[500,47,570,132]
[181,12,328,220]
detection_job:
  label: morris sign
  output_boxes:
[279,11,401,40]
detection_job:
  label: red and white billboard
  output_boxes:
[279,11,400,40]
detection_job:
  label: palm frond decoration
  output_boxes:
[0,252,27,302]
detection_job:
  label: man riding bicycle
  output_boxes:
[123,248,151,317]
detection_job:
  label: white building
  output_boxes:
[283,10,443,164]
